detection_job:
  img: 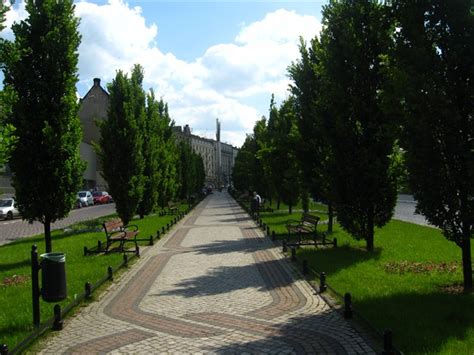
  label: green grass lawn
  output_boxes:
[0,207,186,350]
[259,208,474,354]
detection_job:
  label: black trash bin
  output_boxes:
[40,252,67,302]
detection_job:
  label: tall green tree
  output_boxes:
[268,97,302,214]
[318,0,398,251]
[176,141,204,201]
[3,0,84,252]
[390,0,474,291]
[232,120,266,195]
[289,37,336,230]
[137,90,161,218]
[98,65,145,225]
[156,100,179,208]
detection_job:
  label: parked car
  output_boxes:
[77,191,93,207]
[92,191,112,204]
[0,197,20,220]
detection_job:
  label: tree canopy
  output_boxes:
[3,0,84,252]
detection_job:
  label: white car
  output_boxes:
[77,191,93,207]
[0,197,20,220]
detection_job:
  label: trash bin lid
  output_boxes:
[40,252,66,263]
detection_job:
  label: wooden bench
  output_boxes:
[103,218,139,253]
[286,213,337,247]
[167,201,179,215]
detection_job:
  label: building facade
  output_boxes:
[173,121,238,188]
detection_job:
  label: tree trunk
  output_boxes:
[328,203,334,234]
[461,231,473,292]
[289,203,292,214]
[366,206,374,252]
[44,217,52,253]
[277,198,281,210]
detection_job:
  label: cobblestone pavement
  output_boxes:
[37,192,375,354]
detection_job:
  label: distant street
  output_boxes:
[393,194,431,227]
[0,203,116,246]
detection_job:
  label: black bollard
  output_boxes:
[162,226,165,235]
[282,240,288,253]
[83,246,88,256]
[291,247,296,262]
[344,293,352,319]
[123,254,129,266]
[52,304,63,331]
[266,226,270,236]
[85,282,92,299]
[31,245,40,327]
[136,246,140,257]
[156,230,161,239]
[334,238,337,247]
[167,223,170,231]
[149,235,154,245]
[382,329,394,355]
[320,272,327,292]
[97,240,102,252]
[272,231,276,241]
[108,266,113,281]
[302,260,309,275]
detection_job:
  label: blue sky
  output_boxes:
[3,0,325,146]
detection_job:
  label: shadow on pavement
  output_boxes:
[153,259,300,298]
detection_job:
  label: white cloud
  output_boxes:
[1,1,322,147]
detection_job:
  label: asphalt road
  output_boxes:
[0,203,116,246]
[393,194,431,226]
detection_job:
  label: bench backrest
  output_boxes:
[300,214,320,231]
[103,219,124,233]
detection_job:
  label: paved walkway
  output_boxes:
[38,192,375,354]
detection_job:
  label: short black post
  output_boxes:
[334,238,337,247]
[97,240,102,252]
[31,245,40,327]
[259,219,263,227]
[52,304,63,331]
[149,235,154,245]
[162,226,165,235]
[266,226,270,236]
[0,344,8,355]
[320,272,327,292]
[382,329,394,354]
[344,292,352,319]
[135,246,140,257]
[108,266,113,281]
[302,260,309,275]
[272,231,276,241]
[167,223,170,231]
[291,247,296,262]
[123,254,128,266]
[85,282,92,299]
[282,240,287,253]
[83,246,88,256]
[156,230,161,239]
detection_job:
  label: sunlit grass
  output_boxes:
[259,210,474,354]
[0,206,186,350]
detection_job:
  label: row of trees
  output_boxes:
[0,0,205,252]
[97,64,205,225]
[233,0,473,292]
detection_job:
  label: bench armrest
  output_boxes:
[286,219,301,227]
[123,224,139,232]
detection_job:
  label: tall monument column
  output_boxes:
[216,118,222,188]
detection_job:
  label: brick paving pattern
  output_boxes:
[37,192,375,354]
